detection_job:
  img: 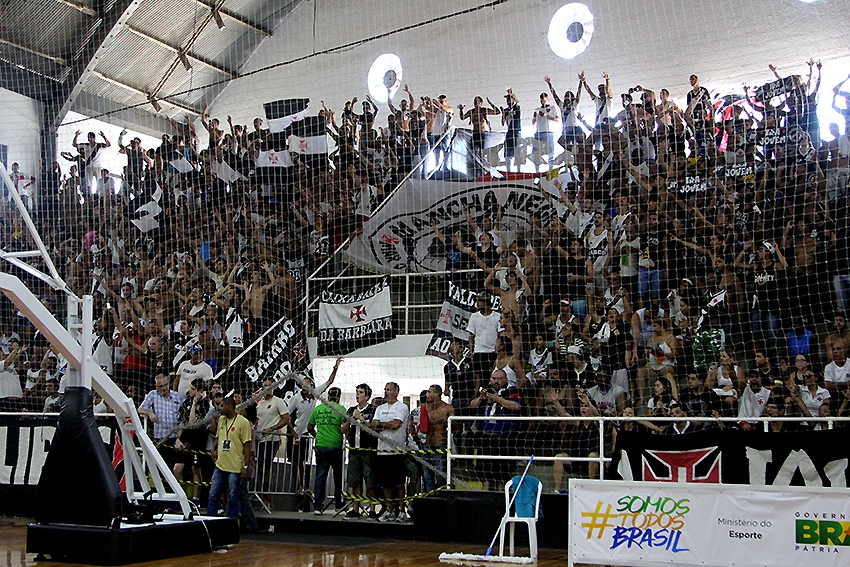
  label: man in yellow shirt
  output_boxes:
[208,396,252,518]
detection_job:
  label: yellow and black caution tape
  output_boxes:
[177,479,212,487]
[349,446,450,455]
[172,446,213,456]
[342,484,449,505]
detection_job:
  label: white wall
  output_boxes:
[56,111,162,192]
[0,87,42,179]
[209,0,850,136]
[308,335,446,409]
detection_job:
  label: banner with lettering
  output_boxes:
[666,159,706,193]
[243,317,310,383]
[424,281,502,360]
[746,127,788,148]
[317,279,395,356]
[1,415,119,516]
[609,428,850,487]
[342,179,560,274]
[569,479,849,567]
[754,75,803,102]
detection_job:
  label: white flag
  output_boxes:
[256,150,293,167]
[211,159,246,183]
[169,155,194,173]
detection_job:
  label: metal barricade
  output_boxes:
[446,415,850,490]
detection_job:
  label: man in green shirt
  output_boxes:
[208,396,252,518]
[308,386,346,514]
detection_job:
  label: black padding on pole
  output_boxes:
[33,387,123,526]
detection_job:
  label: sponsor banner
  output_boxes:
[425,281,502,360]
[243,318,310,383]
[755,75,803,102]
[342,179,561,273]
[317,279,395,356]
[610,428,850,486]
[569,479,850,567]
[0,416,118,486]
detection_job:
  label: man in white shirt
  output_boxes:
[286,359,340,492]
[466,292,502,388]
[174,345,214,396]
[8,162,35,209]
[824,341,850,394]
[428,95,453,171]
[370,382,409,522]
[531,92,559,169]
[826,123,850,201]
[735,371,771,425]
[580,71,613,127]
[94,168,116,203]
[255,377,290,492]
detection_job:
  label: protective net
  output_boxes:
[1,0,850,503]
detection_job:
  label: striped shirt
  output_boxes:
[140,389,184,440]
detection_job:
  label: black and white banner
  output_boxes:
[287,115,328,156]
[755,75,803,102]
[667,174,707,194]
[425,281,502,360]
[317,279,395,356]
[264,98,310,133]
[243,317,310,383]
[610,428,850,487]
[1,416,119,515]
[342,179,560,273]
[746,127,788,147]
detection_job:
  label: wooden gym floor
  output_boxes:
[0,519,580,567]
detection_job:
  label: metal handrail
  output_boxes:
[445,415,850,485]
[303,127,456,293]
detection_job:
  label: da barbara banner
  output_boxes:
[569,480,850,567]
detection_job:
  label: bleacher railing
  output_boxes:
[446,415,850,487]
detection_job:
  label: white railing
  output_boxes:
[446,415,850,487]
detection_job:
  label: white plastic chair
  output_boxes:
[498,476,542,560]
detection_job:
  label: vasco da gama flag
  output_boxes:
[287,115,329,156]
[317,279,395,356]
[264,98,310,133]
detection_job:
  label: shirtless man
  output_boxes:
[458,96,500,169]
[781,218,821,314]
[388,84,415,132]
[201,104,224,148]
[421,384,454,491]
[231,261,276,337]
[655,88,682,127]
[825,313,850,362]
[484,262,529,323]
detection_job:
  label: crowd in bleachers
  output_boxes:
[1,60,850,509]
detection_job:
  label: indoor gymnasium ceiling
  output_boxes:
[0,0,304,135]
